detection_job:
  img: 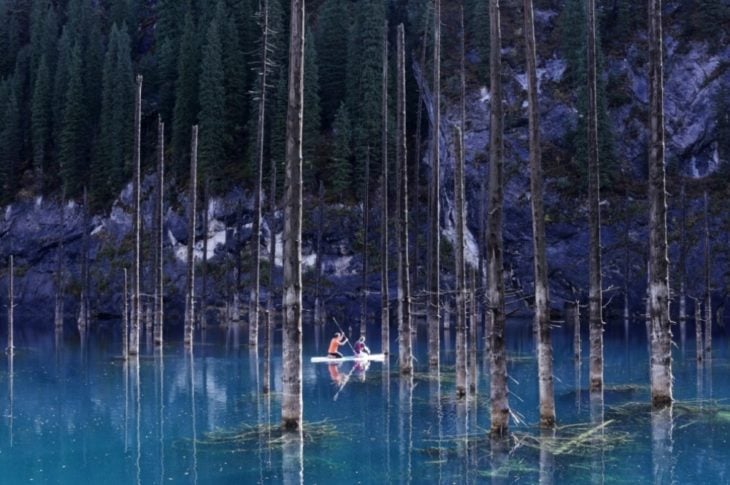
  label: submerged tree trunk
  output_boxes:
[695,299,703,362]
[586,0,604,393]
[184,126,199,348]
[251,0,270,346]
[314,181,324,325]
[55,196,65,329]
[381,20,390,356]
[703,190,712,354]
[130,75,143,356]
[647,0,673,408]
[78,187,91,330]
[488,0,509,437]
[428,0,441,370]
[7,255,14,354]
[123,268,129,359]
[454,126,467,399]
[281,0,305,431]
[469,267,478,395]
[201,180,210,329]
[154,117,165,346]
[396,24,412,375]
[678,179,687,328]
[361,149,370,337]
[268,137,278,316]
[524,0,555,428]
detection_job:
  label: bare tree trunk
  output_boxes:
[201,179,209,329]
[586,0,604,393]
[361,148,370,336]
[488,0,509,437]
[695,299,703,362]
[55,197,65,329]
[281,0,305,431]
[428,0,441,370]
[648,0,673,408]
[678,179,686,329]
[524,0,555,427]
[381,20,390,356]
[7,255,13,355]
[413,11,430,293]
[314,181,324,325]
[703,190,711,354]
[572,301,581,360]
[263,310,272,394]
[454,126,467,399]
[268,140,278,316]
[78,187,90,330]
[396,24,412,376]
[154,117,165,346]
[469,267,478,395]
[251,0,270,346]
[130,75,143,356]
[184,126,199,348]
[123,268,129,359]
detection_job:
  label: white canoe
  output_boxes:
[310,353,386,364]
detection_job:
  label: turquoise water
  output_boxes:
[1,317,729,484]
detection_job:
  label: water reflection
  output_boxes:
[187,350,198,484]
[539,428,555,485]
[7,345,13,447]
[651,406,674,484]
[281,429,303,485]
[399,375,414,484]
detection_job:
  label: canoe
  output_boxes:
[310,353,386,364]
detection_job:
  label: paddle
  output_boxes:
[332,317,356,355]
[333,363,358,401]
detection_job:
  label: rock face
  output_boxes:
[0,8,727,326]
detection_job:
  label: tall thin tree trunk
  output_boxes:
[647,0,673,408]
[428,0,441,370]
[572,301,581,360]
[361,148,370,336]
[281,0,305,431]
[252,0,270,346]
[524,0,555,427]
[268,140,278,316]
[7,255,13,355]
[586,0,604,393]
[469,267,478,394]
[695,299,703,362]
[678,179,687,329]
[314,181,324,324]
[487,0,509,437]
[78,187,90,330]
[263,310,272,394]
[454,126,467,399]
[154,117,165,346]
[130,75,143,356]
[703,190,712,354]
[55,196,65,329]
[123,268,129,359]
[381,20,390,356]
[201,179,209,329]
[413,10,431,294]
[396,24,412,376]
[184,126,199,348]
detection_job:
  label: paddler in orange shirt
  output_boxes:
[328,332,348,358]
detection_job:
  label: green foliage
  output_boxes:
[303,24,322,192]
[198,10,226,189]
[316,0,349,129]
[31,54,52,187]
[171,13,200,182]
[329,103,353,199]
[59,43,88,197]
[94,23,133,206]
[221,7,248,175]
[465,0,489,80]
[0,82,21,201]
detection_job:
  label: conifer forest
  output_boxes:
[1,0,730,482]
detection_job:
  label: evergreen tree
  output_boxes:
[316,0,349,129]
[303,24,321,191]
[466,0,489,79]
[94,23,133,205]
[346,0,385,191]
[221,3,247,174]
[0,85,21,201]
[30,0,59,86]
[198,13,226,188]
[31,54,52,187]
[59,43,88,198]
[329,102,352,199]
[171,13,200,182]
[157,0,188,124]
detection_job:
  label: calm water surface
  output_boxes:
[1,315,729,484]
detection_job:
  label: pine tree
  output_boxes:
[31,54,52,188]
[316,0,349,129]
[329,103,352,199]
[53,27,72,165]
[221,7,247,175]
[172,13,200,182]
[30,0,58,86]
[157,0,188,124]
[0,86,21,201]
[198,12,226,189]
[59,43,88,198]
[346,0,385,191]
[303,24,321,191]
